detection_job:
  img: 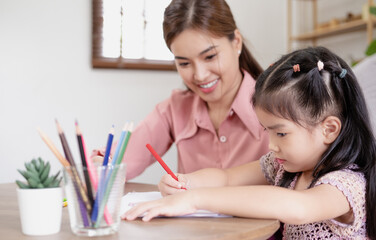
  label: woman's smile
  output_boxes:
[198,78,219,93]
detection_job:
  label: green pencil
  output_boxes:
[94,123,133,228]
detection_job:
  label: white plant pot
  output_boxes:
[17,187,62,236]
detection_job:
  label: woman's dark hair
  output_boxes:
[252,46,376,238]
[163,0,263,79]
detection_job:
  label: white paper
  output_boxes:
[121,191,231,218]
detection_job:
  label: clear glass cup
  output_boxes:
[63,163,126,237]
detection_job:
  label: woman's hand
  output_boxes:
[122,191,196,221]
[91,149,105,164]
[158,173,189,196]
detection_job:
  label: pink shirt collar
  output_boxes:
[231,71,262,139]
[175,71,262,143]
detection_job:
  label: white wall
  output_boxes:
[0,0,181,184]
[0,0,368,184]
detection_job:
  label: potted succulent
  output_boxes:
[16,157,63,236]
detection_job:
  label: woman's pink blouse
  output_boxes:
[117,71,269,179]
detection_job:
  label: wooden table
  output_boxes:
[0,183,280,240]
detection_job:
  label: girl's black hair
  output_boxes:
[252,46,376,239]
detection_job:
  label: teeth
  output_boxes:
[200,79,218,89]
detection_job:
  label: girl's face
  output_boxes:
[255,107,329,175]
[170,28,243,106]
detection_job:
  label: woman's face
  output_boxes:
[170,29,243,105]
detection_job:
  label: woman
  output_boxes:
[95,0,269,180]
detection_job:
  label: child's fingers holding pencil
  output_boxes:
[175,173,189,191]
[158,174,188,196]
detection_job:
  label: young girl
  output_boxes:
[122,47,376,239]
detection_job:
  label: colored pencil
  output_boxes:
[56,120,91,226]
[103,126,115,167]
[99,123,129,225]
[101,123,128,199]
[115,122,133,164]
[36,127,90,225]
[75,121,113,225]
[75,121,94,207]
[110,122,128,166]
[37,128,70,167]
[93,122,133,228]
[146,143,186,190]
[91,125,115,223]
[75,121,97,187]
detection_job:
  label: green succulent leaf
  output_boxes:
[39,162,50,182]
[49,177,62,188]
[16,157,61,189]
[38,158,45,172]
[24,163,39,176]
[17,169,30,180]
[42,176,55,186]
[27,177,39,188]
[29,172,41,182]
[53,171,61,180]
[31,159,40,172]
[16,180,30,189]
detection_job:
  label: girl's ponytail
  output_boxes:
[253,46,376,238]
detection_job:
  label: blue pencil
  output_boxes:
[101,123,127,192]
[94,122,133,228]
[110,123,128,166]
[91,125,114,223]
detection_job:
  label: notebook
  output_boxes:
[120,191,231,218]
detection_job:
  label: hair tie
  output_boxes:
[339,68,347,78]
[293,64,300,72]
[317,60,324,71]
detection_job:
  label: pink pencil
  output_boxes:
[76,121,113,225]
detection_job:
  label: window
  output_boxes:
[92,0,175,70]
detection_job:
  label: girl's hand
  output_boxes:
[122,192,196,221]
[158,173,189,196]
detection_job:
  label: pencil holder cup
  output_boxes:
[62,163,126,237]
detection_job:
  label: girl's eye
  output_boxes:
[205,54,216,60]
[263,128,267,131]
[277,133,287,137]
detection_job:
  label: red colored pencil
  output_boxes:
[146,144,186,190]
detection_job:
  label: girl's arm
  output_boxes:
[159,160,269,196]
[126,183,350,225]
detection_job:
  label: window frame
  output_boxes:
[92,0,176,71]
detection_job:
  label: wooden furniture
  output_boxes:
[0,182,280,240]
[287,0,376,51]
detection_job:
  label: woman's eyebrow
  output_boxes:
[174,45,218,60]
[199,45,217,55]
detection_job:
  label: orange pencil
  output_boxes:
[37,128,70,167]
